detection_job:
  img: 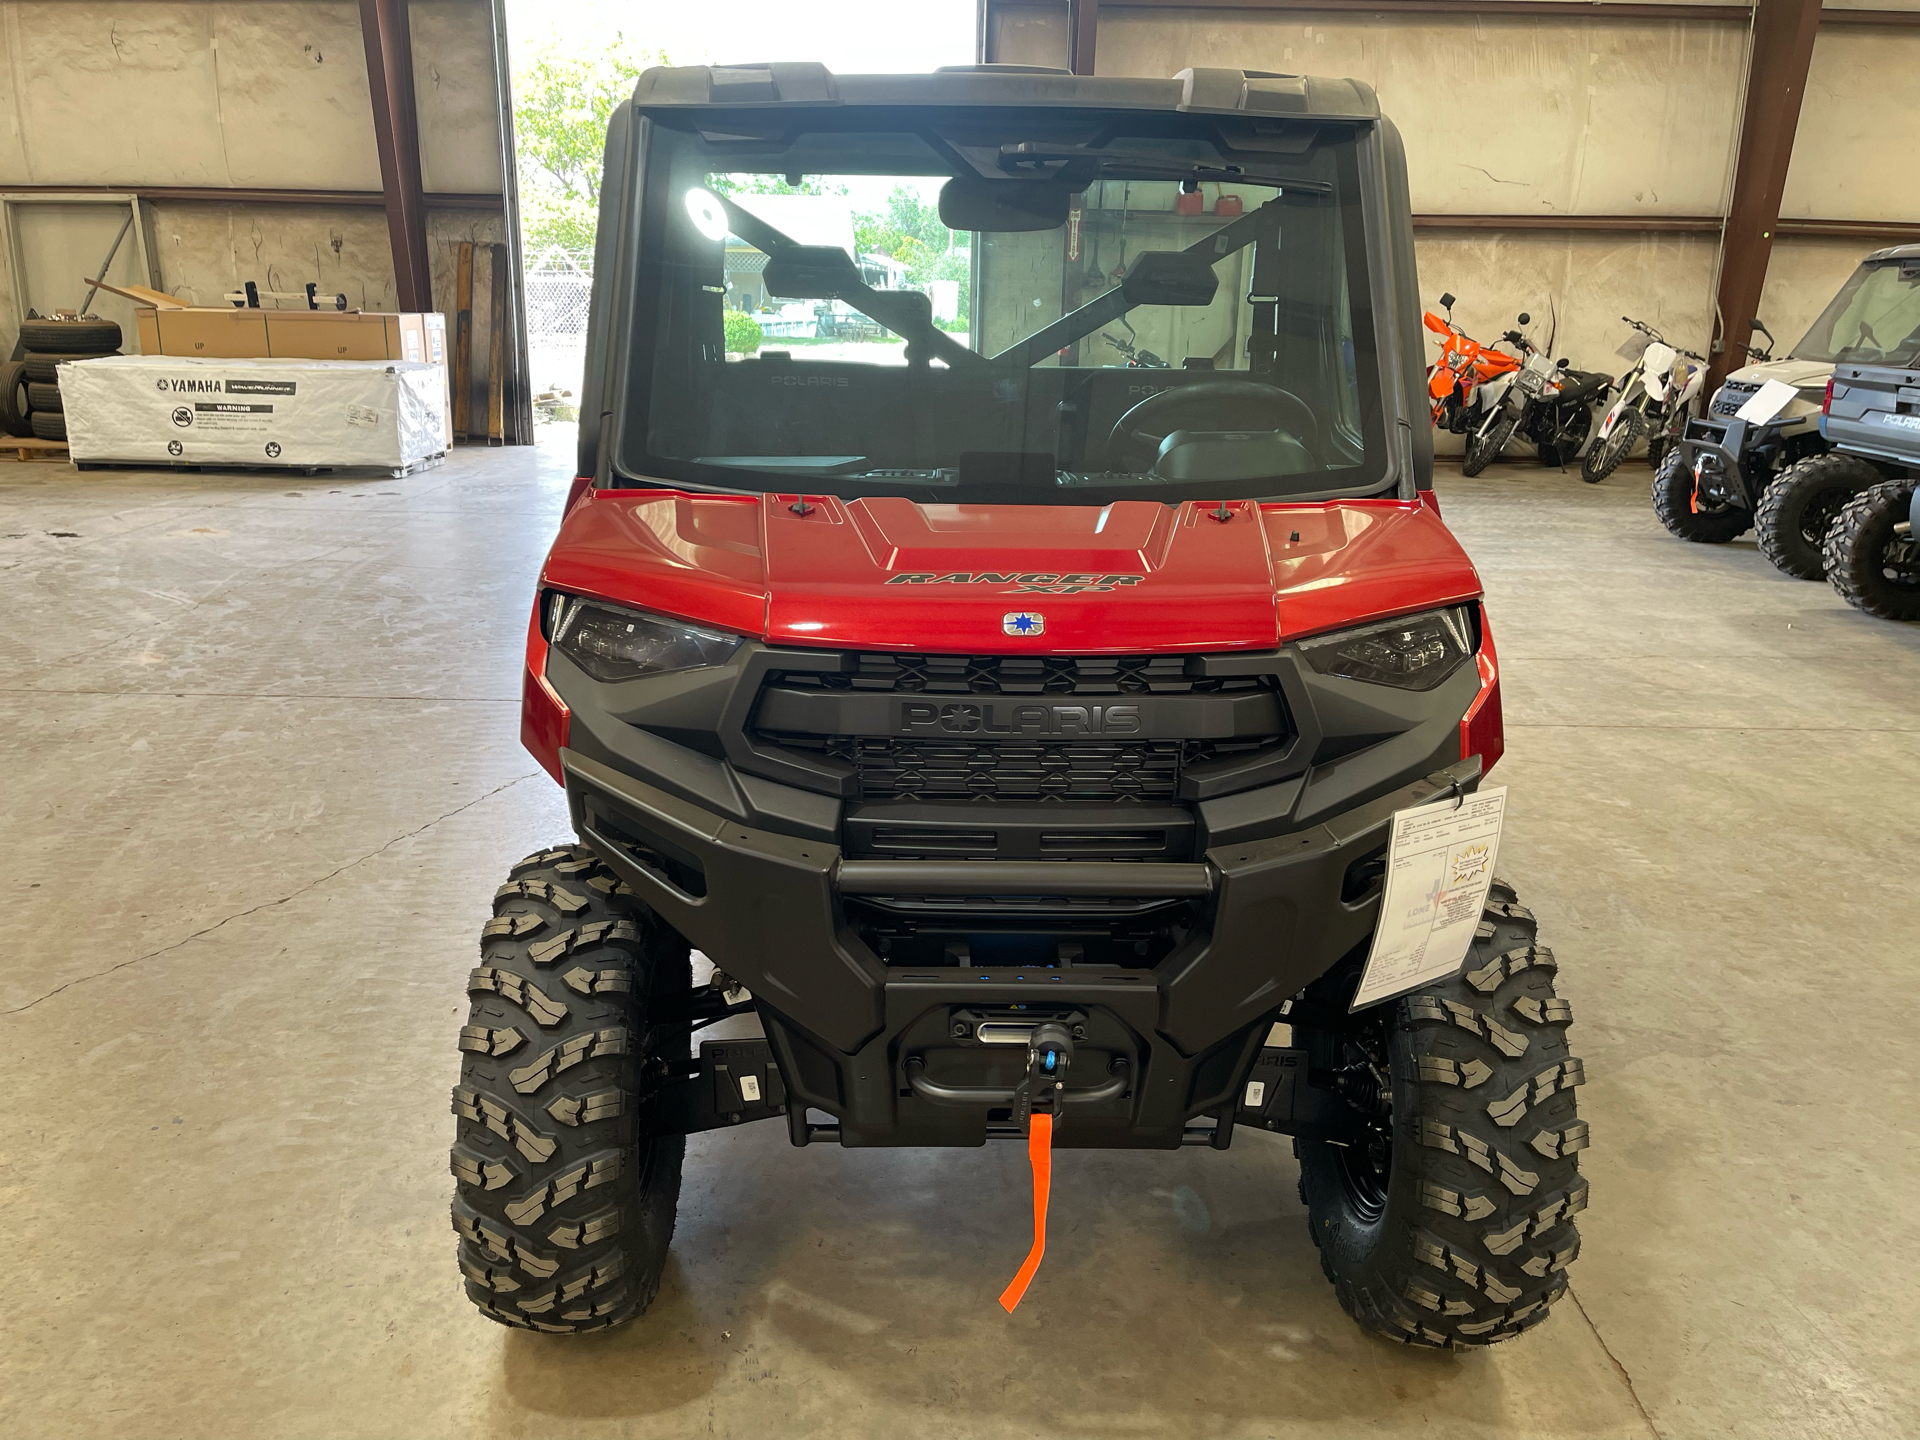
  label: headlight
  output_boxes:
[546,593,743,683]
[1297,607,1476,691]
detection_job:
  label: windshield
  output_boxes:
[618,109,1387,504]
[1794,256,1920,365]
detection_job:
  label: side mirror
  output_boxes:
[1556,356,1570,368]
[1121,250,1220,308]
[1517,312,1531,325]
[938,176,1072,233]
[763,246,861,299]
[1439,292,1456,310]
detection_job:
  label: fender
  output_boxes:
[1476,371,1516,414]
[1640,342,1679,407]
[1597,382,1639,440]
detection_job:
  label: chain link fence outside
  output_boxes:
[524,246,595,408]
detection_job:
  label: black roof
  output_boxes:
[630,62,1380,122]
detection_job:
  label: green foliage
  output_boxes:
[709,174,848,199]
[512,42,974,325]
[723,308,763,355]
[512,37,666,251]
[855,187,970,317]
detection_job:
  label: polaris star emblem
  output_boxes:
[1003,611,1045,637]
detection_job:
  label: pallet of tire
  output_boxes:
[0,316,124,458]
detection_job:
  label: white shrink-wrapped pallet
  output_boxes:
[60,355,449,474]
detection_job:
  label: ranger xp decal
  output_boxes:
[885,572,1145,594]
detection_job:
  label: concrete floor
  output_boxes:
[3,437,1917,1440]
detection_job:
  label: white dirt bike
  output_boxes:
[1581,317,1706,483]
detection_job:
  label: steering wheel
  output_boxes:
[1106,380,1320,472]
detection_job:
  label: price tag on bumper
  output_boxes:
[1734,378,1798,425]
[1350,786,1508,1011]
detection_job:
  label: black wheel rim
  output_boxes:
[1879,533,1920,588]
[1802,490,1853,546]
[1328,1018,1394,1222]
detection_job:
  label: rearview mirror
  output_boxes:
[1439,292,1456,309]
[1517,312,1531,325]
[938,176,1072,233]
[763,246,861,299]
[1121,250,1220,308]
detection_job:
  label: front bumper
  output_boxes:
[1676,410,1820,508]
[1674,419,1755,506]
[566,746,1482,1148]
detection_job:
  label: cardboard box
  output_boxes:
[133,306,432,363]
[62,355,449,474]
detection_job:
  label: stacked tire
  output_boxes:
[1,317,124,442]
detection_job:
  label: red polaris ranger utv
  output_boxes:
[453,62,1588,1346]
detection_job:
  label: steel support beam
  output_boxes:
[359,0,434,313]
[1708,0,1822,392]
[1068,0,1100,72]
[1410,215,1920,240]
[985,0,1920,29]
[0,184,501,210]
[489,0,535,444]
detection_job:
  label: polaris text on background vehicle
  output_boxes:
[451,61,1588,1347]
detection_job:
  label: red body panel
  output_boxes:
[534,490,1482,650]
[520,606,570,785]
[763,495,1280,652]
[1460,619,1504,773]
[522,487,1492,780]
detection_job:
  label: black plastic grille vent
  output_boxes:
[835,736,1182,803]
[1710,377,1762,418]
[773,653,1267,696]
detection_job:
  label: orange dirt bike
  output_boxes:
[1425,293,1522,436]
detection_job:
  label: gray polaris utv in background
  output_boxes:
[1820,347,1920,619]
[1752,246,1920,580]
[1658,245,1920,566]
[450,62,1588,1349]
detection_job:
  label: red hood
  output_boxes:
[540,489,1482,652]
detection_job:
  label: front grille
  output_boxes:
[835,736,1183,802]
[750,651,1288,831]
[763,732,1274,805]
[771,652,1267,696]
[1711,378,1761,418]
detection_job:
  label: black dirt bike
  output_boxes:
[1463,313,1613,475]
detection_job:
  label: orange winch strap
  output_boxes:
[998,1110,1054,1313]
